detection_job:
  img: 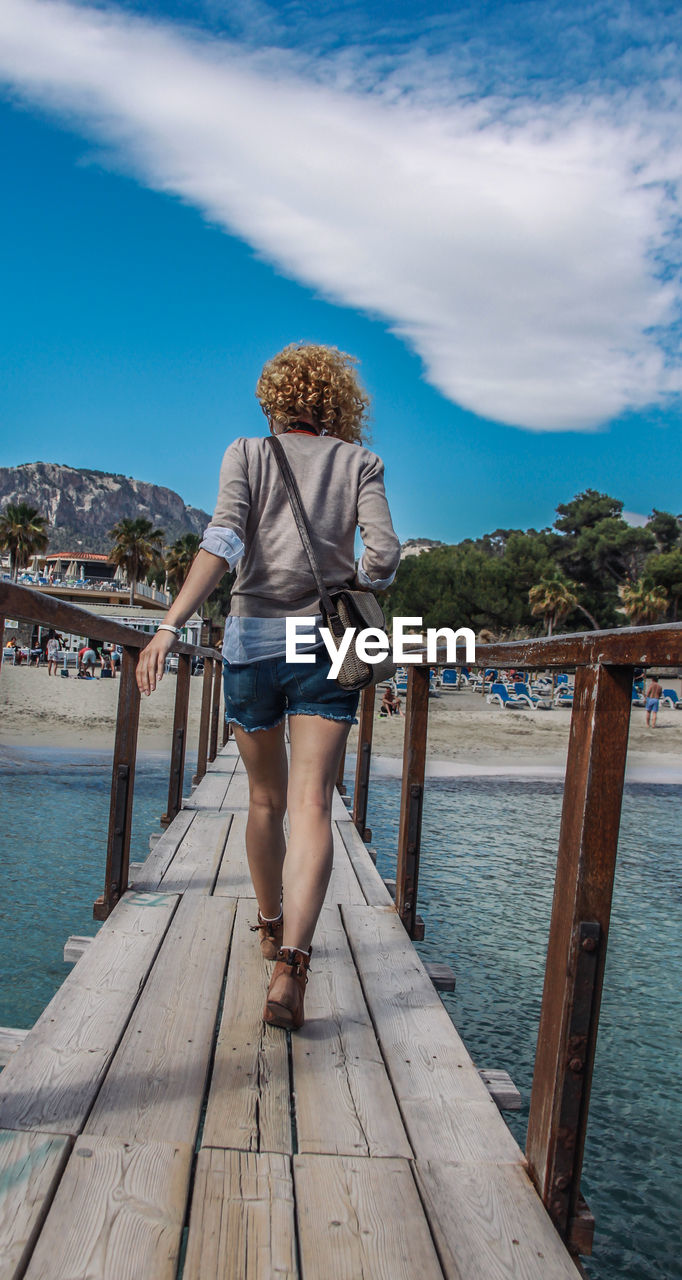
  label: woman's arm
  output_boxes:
[136,549,227,696]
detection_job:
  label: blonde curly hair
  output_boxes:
[256,343,370,444]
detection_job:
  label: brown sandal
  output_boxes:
[250,910,284,961]
[263,947,312,1030]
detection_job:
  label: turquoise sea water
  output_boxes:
[0,748,679,1279]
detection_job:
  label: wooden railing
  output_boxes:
[0,582,226,921]
[350,620,682,1258]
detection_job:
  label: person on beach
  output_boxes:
[135,344,400,1031]
[645,676,663,728]
[380,684,403,717]
[78,644,97,678]
[45,629,62,676]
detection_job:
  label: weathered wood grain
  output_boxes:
[183,772,232,811]
[331,788,353,822]
[479,1070,522,1112]
[158,811,232,894]
[342,905,522,1164]
[293,908,411,1159]
[335,821,395,908]
[23,1135,192,1280]
[183,1149,297,1280]
[294,1154,444,1280]
[201,900,291,1155]
[213,812,255,899]
[414,1160,579,1280]
[85,895,235,1147]
[0,1129,71,1280]
[325,825,366,908]
[132,809,196,891]
[220,770,251,810]
[0,893,178,1134]
[0,1029,29,1067]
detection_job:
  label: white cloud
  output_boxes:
[0,0,680,431]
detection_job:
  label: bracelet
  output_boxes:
[157,623,182,638]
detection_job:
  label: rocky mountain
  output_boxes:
[0,462,210,553]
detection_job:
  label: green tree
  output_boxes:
[620,580,668,625]
[529,575,579,636]
[645,550,682,620]
[0,503,49,580]
[166,533,201,595]
[646,509,681,553]
[553,489,655,626]
[109,517,165,605]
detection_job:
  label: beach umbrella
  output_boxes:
[66,559,78,577]
[113,563,125,583]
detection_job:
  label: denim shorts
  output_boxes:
[223,649,360,732]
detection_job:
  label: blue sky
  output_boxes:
[0,0,680,543]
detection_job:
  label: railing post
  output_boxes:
[526,662,633,1254]
[336,746,347,795]
[395,664,430,939]
[193,656,214,784]
[0,615,4,672]
[94,644,141,920]
[352,685,375,840]
[208,657,222,762]
[161,652,191,827]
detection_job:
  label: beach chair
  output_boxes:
[513,681,540,704]
[488,682,533,709]
[553,686,574,707]
[661,688,680,708]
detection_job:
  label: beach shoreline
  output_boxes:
[2,665,681,783]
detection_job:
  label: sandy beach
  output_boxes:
[2,664,681,782]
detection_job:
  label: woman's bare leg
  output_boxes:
[283,714,352,952]
[233,722,288,919]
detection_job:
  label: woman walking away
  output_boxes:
[45,629,61,676]
[136,344,400,1030]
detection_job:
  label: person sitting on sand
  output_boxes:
[380,685,403,717]
[645,676,663,728]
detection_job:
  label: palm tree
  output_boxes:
[165,533,201,595]
[109,518,165,605]
[0,503,49,580]
[529,576,578,636]
[620,580,668,626]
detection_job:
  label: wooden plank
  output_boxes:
[424,962,456,993]
[293,908,411,1159]
[0,1129,71,1280]
[414,1160,579,1280]
[220,770,251,810]
[331,787,353,822]
[162,652,191,825]
[213,811,255,899]
[0,1029,29,1067]
[325,824,366,907]
[63,936,93,965]
[86,895,235,1147]
[472,619,682,670]
[183,772,231,811]
[336,821,395,908]
[133,809,196,891]
[479,1070,521,1112]
[342,906,522,1164]
[0,893,178,1135]
[294,1154,444,1280]
[183,1149,297,1280]
[158,811,232,894]
[202,899,291,1155]
[23,1135,191,1280]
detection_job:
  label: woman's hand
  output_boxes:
[136,630,176,696]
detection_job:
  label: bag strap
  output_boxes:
[266,435,340,622]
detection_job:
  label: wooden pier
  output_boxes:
[3,581,681,1277]
[0,743,579,1279]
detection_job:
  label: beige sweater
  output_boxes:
[206,432,401,618]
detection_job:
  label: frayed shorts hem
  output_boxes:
[225,709,357,733]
